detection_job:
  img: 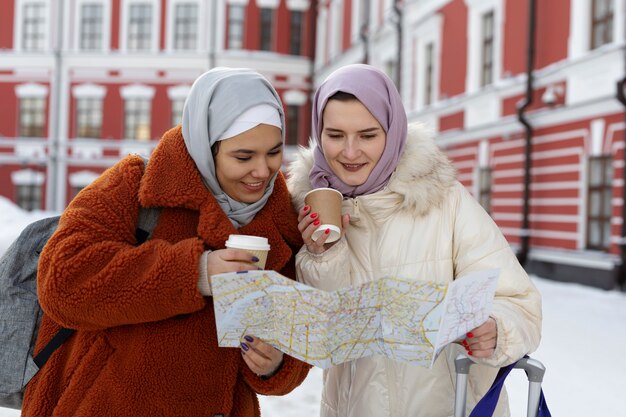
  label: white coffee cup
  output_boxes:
[225,235,271,269]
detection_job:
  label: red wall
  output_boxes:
[440,0,468,99]
[0,82,18,136]
[0,0,15,49]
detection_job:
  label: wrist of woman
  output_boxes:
[260,358,284,380]
[197,250,213,296]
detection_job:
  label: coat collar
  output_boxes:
[139,126,302,254]
[287,122,457,217]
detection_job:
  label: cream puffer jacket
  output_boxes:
[287,123,542,417]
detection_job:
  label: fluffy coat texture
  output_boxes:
[23,126,310,417]
[287,123,542,417]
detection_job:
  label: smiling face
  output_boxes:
[320,98,386,186]
[214,123,283,203]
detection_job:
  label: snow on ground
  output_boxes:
[1,196,625,416]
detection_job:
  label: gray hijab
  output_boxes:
[182,67,285,228]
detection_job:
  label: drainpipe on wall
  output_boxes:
[515,0,537,267]
[47,0,65,211]
[393,0,403,91]
[360,0,371,64]
[616,46,626,288]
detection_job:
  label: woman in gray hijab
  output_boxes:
[24,68,310,417]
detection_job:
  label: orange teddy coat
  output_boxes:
[23,126,310,417]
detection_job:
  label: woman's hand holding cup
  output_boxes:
[206,248,261,277]
[298,203,350,254]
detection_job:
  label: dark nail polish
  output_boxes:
[240,342,249,351]
[244,335,254,343]
[251,256,259,262]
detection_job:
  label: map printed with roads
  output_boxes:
[211,269,499,368]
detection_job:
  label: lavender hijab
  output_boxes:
[310,64,407,197]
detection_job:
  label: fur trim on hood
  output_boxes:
[287,122,457,217]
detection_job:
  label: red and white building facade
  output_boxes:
[315,0,626,289]
[0,0,316,211]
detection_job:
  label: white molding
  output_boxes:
[69,170,100,187]
[15,83,49,98]
[72,83,106,99]
[167,84,191,100]
[120,0,161,53]
[120,84,156,99]
[286,0,310,11]
[283,89,307,105]
[256,0,280,8]
[528,248,619,270]
[569,0,624,59]
[227,0,250,5]
[11,169,45,186]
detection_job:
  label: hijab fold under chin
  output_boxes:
[182,67,284,228]
[309,64,407,198]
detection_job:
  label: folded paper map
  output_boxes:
[211,269,499,368]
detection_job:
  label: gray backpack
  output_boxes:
[0,157,159,409]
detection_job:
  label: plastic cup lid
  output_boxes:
[225,234,270,251]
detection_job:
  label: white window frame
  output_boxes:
[121,84,155,141]
[465,0,503,94]
[569,0,623,59]
[412,14,442,111]
[166,0,203,52]
[167,84,191,127]
[73,0,111,52]
[120,0,161,53]
[73,84,106,139]
[14,0,50,52]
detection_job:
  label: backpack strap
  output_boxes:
[135,155,161,244]
[34,155,160,368]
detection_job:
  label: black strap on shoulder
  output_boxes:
[33,327,75,368]
[35,155,159,368]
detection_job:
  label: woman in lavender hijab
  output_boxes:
[287,64,542,417]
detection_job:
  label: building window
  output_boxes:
[80,3,104,51]
[478,167,492,214]
[286,105,300,146]
[16,184,42,211]
[591,0,613,49]
[22,2,46,51]
[76,97,103,138]
[480,10,494,87]
[127,3,153,51]
[227,5,245,49]
[587,155,613,250]
[19,97,46,137]
[124,98,151,140]
[290,10,303,55]
[424,42,435,106]
[174,2,198,51]
[259,8,274,51]
[171,98,185,127]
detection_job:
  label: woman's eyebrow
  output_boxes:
[324,127,381,133]
[230,142,283,154]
